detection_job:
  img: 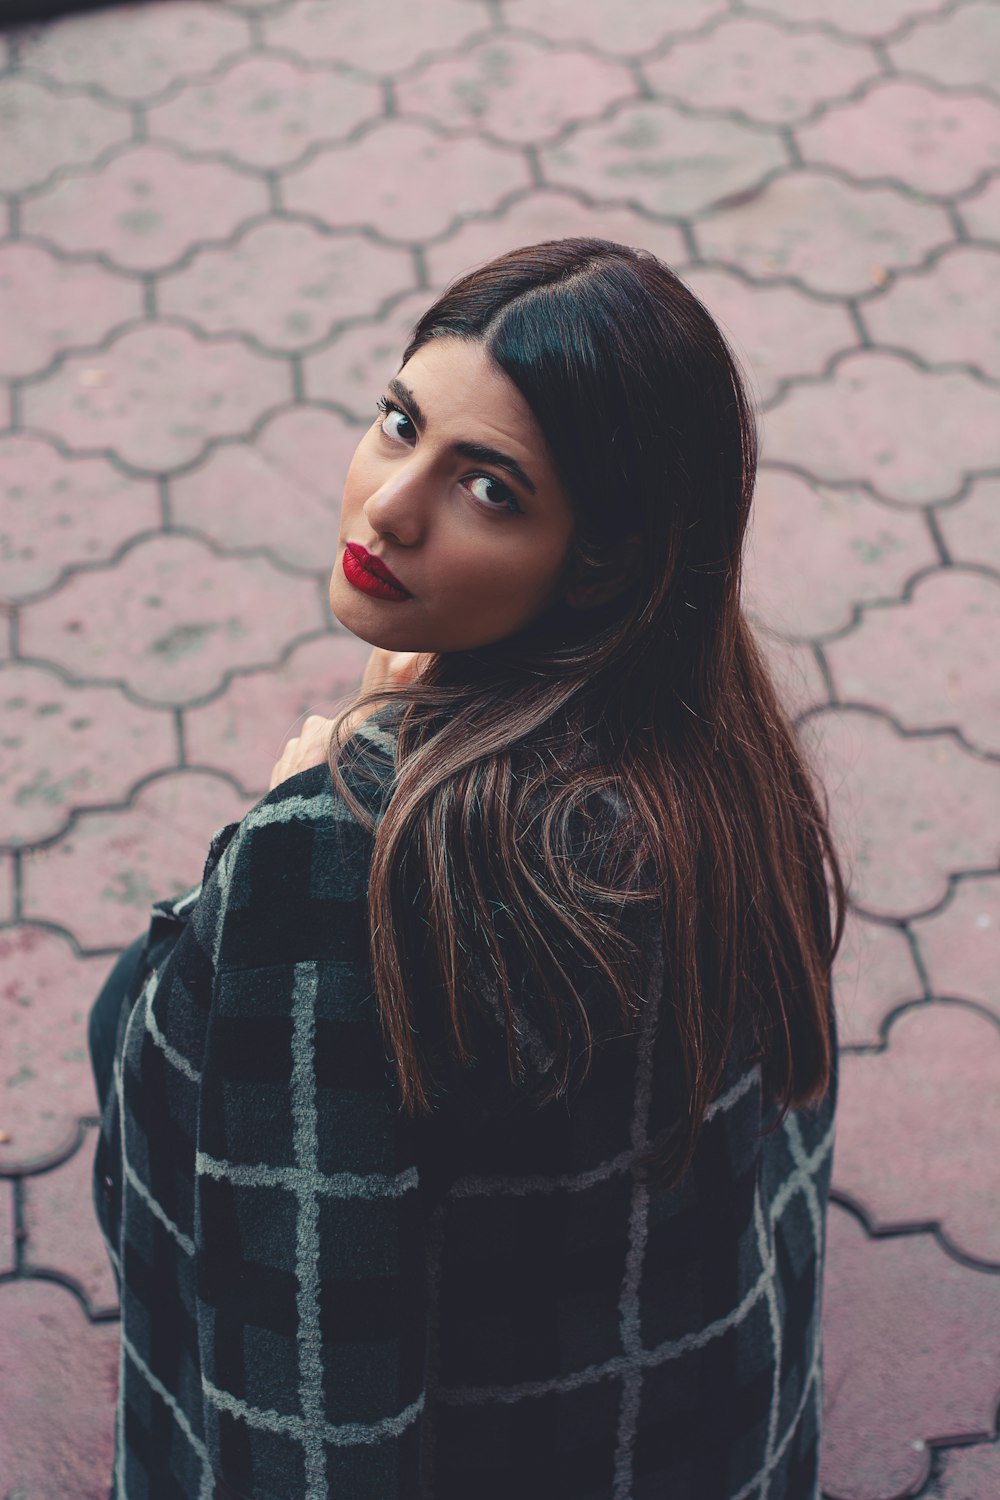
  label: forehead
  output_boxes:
[398,337,542,441]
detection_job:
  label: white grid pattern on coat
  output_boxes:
[114,728,831,1499]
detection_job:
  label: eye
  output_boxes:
[465,474,521,515]
[375,395,415,443]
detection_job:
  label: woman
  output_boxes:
[90,237,844,1500]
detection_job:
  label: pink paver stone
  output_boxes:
[865,246,1000,381]
[835,1003,1000,1263]
[0,927,110,1169]
[696,170,952,297]
[799,80,1000,197]
[644,17,875,125]
[540,101,787,219]
[821,1205,1000,1500]
[19,0,249,101]
[149,53,381,169]
[753,0,950,39]
[0,242,141,381]
[19,532,326,708]
[396,35,635,146]
[805,707,1000,919]
[0,662,176,846]
[424,189,688,292]
[743,469,934,639]
[937,478,1000,573]
[933,1442,1000,1499]
[0,435,159,603]
[889,0,1000,91]
[159,221,415,353]
[170,405,359,571]
[826,570,1000,754]
[0,76,129,194]
[962,174,1000,239]
[265,0,491,72]
[282,121,528,241]
[753,629,829,722]
[913,877,1000,1024]
[832,908,924,1048]
[679,266,856,405]
[0,1280,118,1500]
[22,322,289,473]
[504,0,724,55]
[185,631,373,794]
[305,289,435,419]
[22,1125,118,1316]
[22,142,269,274]
[22,771,252,951]
[764,351,1000,504]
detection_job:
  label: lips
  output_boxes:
[343,543,412,602]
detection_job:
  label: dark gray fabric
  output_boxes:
[94,707,836,1500]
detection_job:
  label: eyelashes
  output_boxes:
[373,395,522,515]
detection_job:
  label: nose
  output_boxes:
[362,457,430,548]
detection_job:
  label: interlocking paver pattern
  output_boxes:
[2,0,999,1495]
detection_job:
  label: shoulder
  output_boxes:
[208,711,400,972]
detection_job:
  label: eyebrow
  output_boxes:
[387,377,538,496]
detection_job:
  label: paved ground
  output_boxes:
[0,0,998,1495]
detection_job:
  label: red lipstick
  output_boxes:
[343,543,412,602]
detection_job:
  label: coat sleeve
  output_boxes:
[190,761,431,1500]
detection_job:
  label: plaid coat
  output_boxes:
[94,708,837,1500]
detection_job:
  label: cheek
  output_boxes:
[442,531,569,620]
[339,442,376,526]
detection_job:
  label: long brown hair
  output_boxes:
[328,238,845,1187]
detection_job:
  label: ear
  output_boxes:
[564,533,643,611]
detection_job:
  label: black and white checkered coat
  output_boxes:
[95,709,837,1500]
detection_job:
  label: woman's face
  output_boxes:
[329,336,578,654]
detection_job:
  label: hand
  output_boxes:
[267,650,432,791]
[268,714,338,791]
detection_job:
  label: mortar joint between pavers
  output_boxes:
[9,846,22,924]
[843,300,872,350]
[870,38,897,76]
[924,508,954,567]
[888,0,996,48]
[481,0,505,30]
[828,1184,1000,1280]
[288,352,305,404]
[156,475,171,532]
[245,11,266,50]
[173,708,187,771]
[901,921,934,1002]
[802,565,1000,668]
[0,914,119,965]
[10,617,348,726]
[2,1262,119,1326]
[129,101,147,146]
[799,697,1000,772]
[810,643,838,709]
[2,760,249,860]
[0,1113,95,1182]
[887,64,1000,113]
[947,203,971,243]
[411,243,430,292]
[261,168,282,215]
[7,62,134,115]
[741,0,957,47]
